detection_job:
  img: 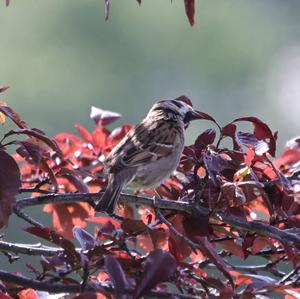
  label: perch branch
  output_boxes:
[13,192,300,248]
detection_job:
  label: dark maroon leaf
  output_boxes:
[0,104,28,129]
[3,129,62,156]
[0,85,9,93]
[104,255,129,298]
[40,159,58,191]
[121,219,147,235]
[233,117,276,157]
[133,249,176,299]
[104,0,110,21]
[184,0,195,26]
[174,95,193,107]
[0,150,21,228]
[194,129,216,156]
[203,148,233,185]
[57,168,89,193]
[90,106,121,126]
[16,141,42,165]
[183,214,213,237]
[73,227,96,250]
[25,227,80,265]
[195,110,216,122]
[221,123,240,150]
[193,236,234,288]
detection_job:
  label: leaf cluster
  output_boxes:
[0,87,299,298]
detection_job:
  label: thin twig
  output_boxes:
[155,208,199,252]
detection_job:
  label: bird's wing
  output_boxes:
[106,120,182,172]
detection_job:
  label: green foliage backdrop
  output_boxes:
[1,1,299,148]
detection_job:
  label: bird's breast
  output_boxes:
[131,142,184,189]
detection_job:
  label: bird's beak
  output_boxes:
[184,109,201,123]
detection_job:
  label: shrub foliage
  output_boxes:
[0,86,299,298]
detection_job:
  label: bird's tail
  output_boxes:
[95,176,123,214]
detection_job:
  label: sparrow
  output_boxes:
[95,97,200,214]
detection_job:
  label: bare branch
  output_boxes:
[0,270,200,299]
[13,192,300,248]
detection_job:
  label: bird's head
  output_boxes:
[148,96,200,126]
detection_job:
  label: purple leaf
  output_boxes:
[104,255,129,298]
[233,117,276,157]
[0,104,28,129]
[236,131,269,156]
[0,150,21,228]
[57,168,89,193]
[133,249,176,299]
[104,0,110,21]
[90,106,121,126]
[73,227,96,250]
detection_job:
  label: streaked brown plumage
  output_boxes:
[95,98,200,214]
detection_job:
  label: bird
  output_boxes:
[95,97,200,214]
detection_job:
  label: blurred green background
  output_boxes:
[0,0,299,276]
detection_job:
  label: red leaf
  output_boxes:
[194,236,234,288]
[0,293,13,299]
[74,124,93,144]
[220,239,245,259]
[168,215,192,261]
[17,288,38,299]
[43,202,94,239]
[104,255,129,298]
[90,106,121,126]
[184,0,195,26]
[275,137,300,170]
[0,151,21,228]
[92,126,110,154]
[133,249,176,299]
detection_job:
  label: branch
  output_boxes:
[0,270,200,299]
[0,241,65,256]
[14,192,300,248]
